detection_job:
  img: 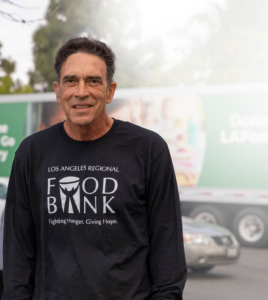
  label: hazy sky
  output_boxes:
[0,0,49,83]
[0,0,225,84]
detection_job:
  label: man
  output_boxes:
[3,38,187,299]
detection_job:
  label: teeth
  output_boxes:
[75,105,90,108]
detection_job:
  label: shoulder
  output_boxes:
[15,123,59,163]
[116,120,167,161]
[117,120,165,143]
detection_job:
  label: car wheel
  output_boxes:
[190,266,214,273]
[233,208,268,248]
[189,205,229,227]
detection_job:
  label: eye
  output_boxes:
[64,79,76,86]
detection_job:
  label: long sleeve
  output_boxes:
[3,156,36,300]
[147,146,187,300]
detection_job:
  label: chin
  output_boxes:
[69,116,94,126]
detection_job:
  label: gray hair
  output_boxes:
[54,37,116,86]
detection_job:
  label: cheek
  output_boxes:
[60,95,72,109]
[60,102,71,117]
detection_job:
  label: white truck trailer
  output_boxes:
[1,83,268,247]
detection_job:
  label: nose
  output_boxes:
[75,80,89,99]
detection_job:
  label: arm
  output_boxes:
[3,157,36,300]
[147,147,187,300]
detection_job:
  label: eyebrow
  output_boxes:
[62,75,103,82]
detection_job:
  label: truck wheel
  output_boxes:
[189,205,229,227]
[233,208,268,248]
[190,266,214,273]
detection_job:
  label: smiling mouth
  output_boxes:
[72,105,93,109]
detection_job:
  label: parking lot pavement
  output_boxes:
[184,247,268,300]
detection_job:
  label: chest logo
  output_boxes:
[47,176,118,215]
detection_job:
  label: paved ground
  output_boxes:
[184,247,268,300]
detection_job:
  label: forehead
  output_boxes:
[61,52,107,78]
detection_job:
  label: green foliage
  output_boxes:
[0,41,34,94]
[0,75,13,94]
[15,85,34,93]
[13,79,34,93]
[1,58,15,75]
[32,0,165,90]
[0,75,33,94]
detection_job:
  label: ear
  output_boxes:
[53,81,61,103]
[106,82,117,104]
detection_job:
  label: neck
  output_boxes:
[63,116,114,141]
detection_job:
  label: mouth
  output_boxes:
[72,104,93,110]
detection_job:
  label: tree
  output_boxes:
[0,42,14,94]
[0,0,41,94]
[1,58,15,75]
[0,0,43,23]
[32,0,165,90]
[165,0,268,85]
[0,42,33,94]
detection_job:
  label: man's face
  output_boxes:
[53,52,116,127]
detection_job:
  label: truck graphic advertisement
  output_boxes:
[0,103,28,177]
[1,84,268,248]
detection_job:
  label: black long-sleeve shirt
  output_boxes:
[3,119,187,299]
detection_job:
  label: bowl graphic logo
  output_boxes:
[59,176,80,213]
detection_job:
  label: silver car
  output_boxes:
[183,217,240,272]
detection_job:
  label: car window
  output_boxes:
[0,184,7,199]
